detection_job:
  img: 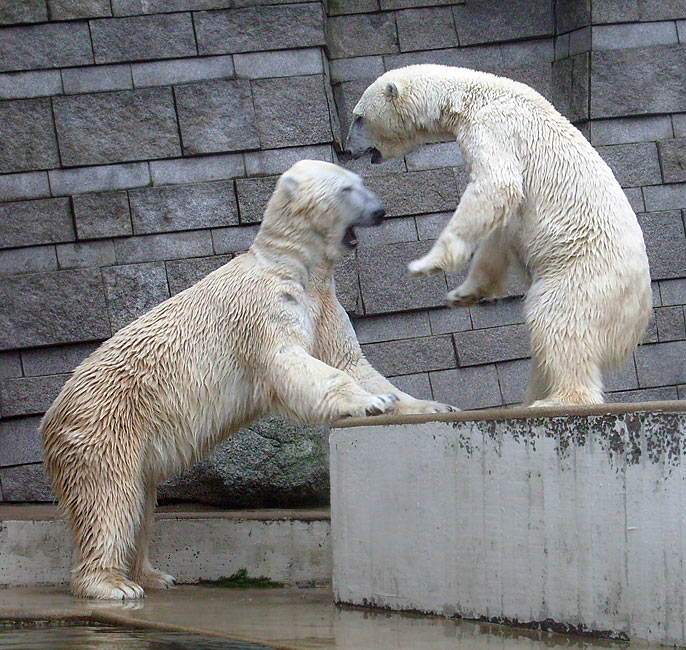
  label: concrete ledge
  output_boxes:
[331,402,686,645]
[0,505,331,588]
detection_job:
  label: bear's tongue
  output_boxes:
[343,225,358,249]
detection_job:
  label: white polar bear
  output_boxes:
[41,160,455,600]
[346,65,652,406]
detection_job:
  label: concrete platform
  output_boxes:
[0,504,331,588]
[330,401,686,647]
[0,584,666,650]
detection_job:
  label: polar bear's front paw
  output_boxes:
[134,566,176,590]
[408,254,443,276]
[72,572,145,600]
[365,392,399,416]
[395,399,459,415]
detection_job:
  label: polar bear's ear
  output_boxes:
[383,81,400,100]
[279,173,300,197]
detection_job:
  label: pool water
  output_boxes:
[0,622,274,649]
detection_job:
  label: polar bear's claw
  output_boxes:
[135,567,176,590]
[365,392,399,415]
[73,573,145,600]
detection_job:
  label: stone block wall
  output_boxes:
[0,0,684,503]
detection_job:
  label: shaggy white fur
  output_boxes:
[41,160,455,600]
[347,65,652,406]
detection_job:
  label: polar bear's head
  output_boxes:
[259,160,385,263]
[346,66,447,163]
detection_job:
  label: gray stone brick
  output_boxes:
[165,254,233,295]
[652,280,662,307]
[623,187,645,213]
[0,463,54,501]
[333,78,376,139]
[129,181,238,235]
[643,183,686,212]
[211,226,259,255]
[593,0,684,24]
[112,0,231,14]
[0,70,62,100]
[555,34,570,60]
[327,14,398,58]
[0,351,21,379]
[591,45,686,118]
[635,340,686,387]
[0,22,93,72]
[643,315,658,343]
[470,298,525,329]
[48,162,150,196]
[53,87,180,167]
[387,372,432,401]
[405,142,463,171]
[416,212,453,241]
[655,305,686,341]
[357,217,417,246]
[151,154,244,186]
[496,358,529,405]
[361,335,455,376]
[195,4,325,55]
[0,98,59,173]
[0,269,110,350]
[21,342,99,376]
[680,384,686,399]
[61,64,132,94]
[593,21,678,51]
[552,52,589,123]
[362,169,458,217]
[604,357,639,392]
[597,142,662,188]
[234,48,323,79]
[253,76,333,149]
[658,138,686,183]
[637,211,686,280]
[236,177,277,224]
[679,19,686,43]
[56,240,116,269]
[0,198,73,249]
[0,408,41,463]
[396,7,458,52]
[607,386,679,403]
[102,262,170,331]
[245,144,333,176]
[430,364,502,410]
[73,191,132,240]
[568,26,590,56]
[175,79,259,155]
[452,0,553,46]
[454,324,530,366]
[427,306,471,335]
[0,172,50,202]
[0,373,69,417]
[48,0,111,19]
[0,245,57,276]
[555,0,590,34]
[353,311,430,344]
[329,56,384,82]
[114,230,214,264]
[660,278,686,306]
[672,113,686,137]
[359,241,448,314]
[380,0,463,8]
[334,251,361,314]
[0,0,47,24]
[90,13,196,65]
[327,0,378,15]
[591,116,674,146]
[132,55,234,88]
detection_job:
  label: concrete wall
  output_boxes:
[331,402,686,645]
[0,0,684,502]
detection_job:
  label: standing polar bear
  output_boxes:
[41,160,455,600]
[346,65,652,406]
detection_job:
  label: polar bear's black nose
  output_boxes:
[371,208,385,225]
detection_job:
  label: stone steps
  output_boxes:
[0,504,331,588]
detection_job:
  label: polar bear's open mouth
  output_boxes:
[370,148,382,164]
[343,225,358,249]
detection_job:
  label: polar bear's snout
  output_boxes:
[345,116,382,164]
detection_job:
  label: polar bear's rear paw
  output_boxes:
[134,566,176,590]
[395,399,459,415]
[446,284,500,307]
[365,392,399,416]
[72,571,145,600]
[408,255,443,276]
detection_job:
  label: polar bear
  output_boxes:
[41,160,455,600]
[346,65,652,406]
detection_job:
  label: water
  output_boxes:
[0,622,274,649]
